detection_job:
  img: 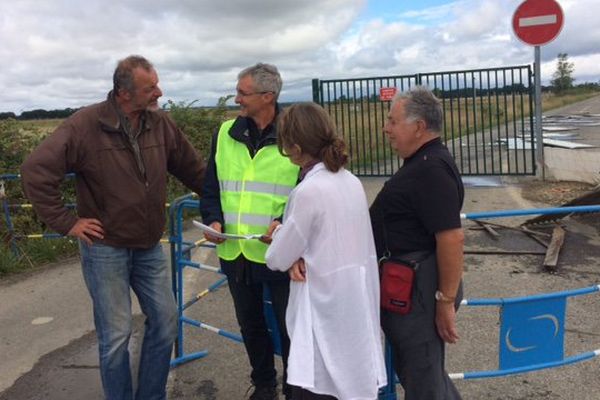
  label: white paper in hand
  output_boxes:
[192,220,263,240]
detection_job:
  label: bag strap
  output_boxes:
[378,209,432,268]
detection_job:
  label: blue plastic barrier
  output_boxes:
[1,173,75,255]
[381,286,600,399]
[168,196,282,368]
[462,205,600,220]
[449,285,600,380]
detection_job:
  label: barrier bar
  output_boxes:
[462,205,600,220]
[450,349,600,380]
[462,284,600,306]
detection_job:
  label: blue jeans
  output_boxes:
[79,242,177,400]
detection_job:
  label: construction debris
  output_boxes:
[523,186,600,226]
[467,220,567,271]
[474,220,500,239]
[543,225,566,272]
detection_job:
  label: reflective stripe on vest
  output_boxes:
[219,180,294,197]
[215,119,299,263]
[222,212,275,227]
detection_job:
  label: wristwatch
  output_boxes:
[435,290,455,303]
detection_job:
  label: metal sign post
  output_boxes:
[534,45,543,179]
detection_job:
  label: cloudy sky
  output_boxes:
[1,0,598,114]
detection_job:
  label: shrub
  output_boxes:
[164,96,232,199]
[0,118,45,175]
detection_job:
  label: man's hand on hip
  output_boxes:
[68,218,104,245]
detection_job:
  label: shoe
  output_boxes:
[247,384,278,400]
[282,387,292,400]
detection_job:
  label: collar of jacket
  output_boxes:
[97,91,155,135]
[228,103,281,145]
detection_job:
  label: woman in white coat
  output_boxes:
[265,103,387,400]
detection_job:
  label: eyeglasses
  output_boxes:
[235,90,272,97]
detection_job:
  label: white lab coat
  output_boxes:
[266,163,387,400]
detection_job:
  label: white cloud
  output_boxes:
[330,0,600,86]
[0,0,599,114]
[0,0,364,112]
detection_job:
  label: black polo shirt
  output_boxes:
[370,137,464,258]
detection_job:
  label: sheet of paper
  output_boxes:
[192,220,263,240]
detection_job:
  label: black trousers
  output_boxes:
[224,259,290,395]
[290,386,337,400]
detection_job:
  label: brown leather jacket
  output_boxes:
[21,93,206,248]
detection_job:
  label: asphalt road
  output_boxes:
[2,177,600,400]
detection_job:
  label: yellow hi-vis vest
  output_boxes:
[215,119,299,263]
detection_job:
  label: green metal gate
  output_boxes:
[312,65,535,177]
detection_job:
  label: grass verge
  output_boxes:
[0,237,79,278]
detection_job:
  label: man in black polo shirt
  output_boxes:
[370,87,464,400]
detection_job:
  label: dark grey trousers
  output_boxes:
[381,252,463,400]
[385,335,462,400]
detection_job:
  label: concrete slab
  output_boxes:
[543,95,600,184]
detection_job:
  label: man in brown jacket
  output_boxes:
[20,55,206,400]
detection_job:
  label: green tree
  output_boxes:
[0,112,17,120]
[551,53,575,93]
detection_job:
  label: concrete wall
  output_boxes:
[544,147,600,184]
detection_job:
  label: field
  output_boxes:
[324,89,600,173]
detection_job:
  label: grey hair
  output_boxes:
[238,63,282,100]
[393,86,443,133]
[113,55,154,94]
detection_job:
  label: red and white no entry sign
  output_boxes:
[512,0,564,46]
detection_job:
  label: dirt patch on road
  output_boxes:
[521,180,597,206]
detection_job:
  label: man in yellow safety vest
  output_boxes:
[200,63,299,400]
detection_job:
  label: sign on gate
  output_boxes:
[512,0,564,46]
[379,87,397,102]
